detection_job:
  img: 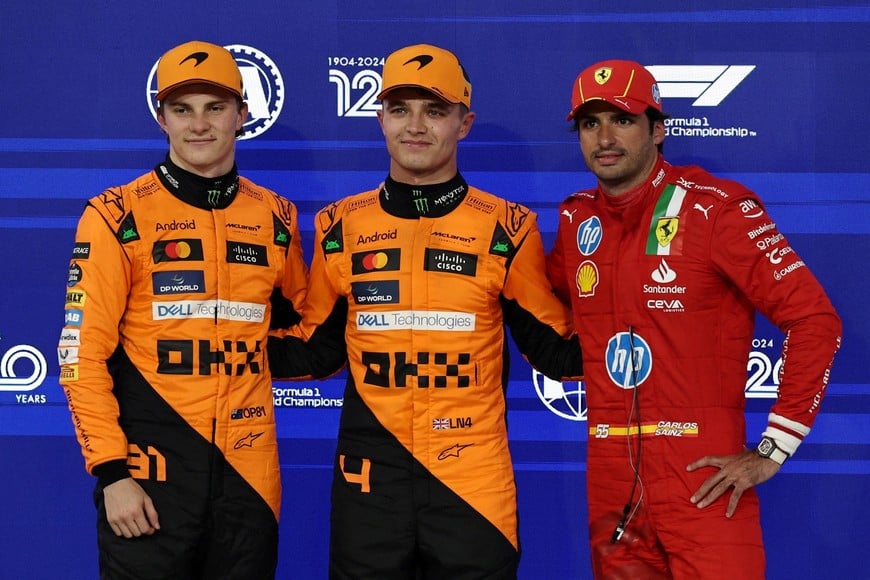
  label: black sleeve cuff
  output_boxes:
[267,298,349,379]
[500,295,583,380]
[269,287,302,329]
[92,459,130,488]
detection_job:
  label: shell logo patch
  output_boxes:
[575,260,599,297]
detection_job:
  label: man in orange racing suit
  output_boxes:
[547,59,841,578]
[58,41,307,579]
[268,44,582,579]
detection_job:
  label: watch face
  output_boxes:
[758,438,774,456]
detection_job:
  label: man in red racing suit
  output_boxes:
[268,44,582,579]
[58,41,307,579]
[547,60,841,579]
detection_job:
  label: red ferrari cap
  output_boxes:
[567,59,662,120]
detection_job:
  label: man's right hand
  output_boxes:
[103,478,160,538]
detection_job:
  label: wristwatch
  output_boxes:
[755,436,789,465]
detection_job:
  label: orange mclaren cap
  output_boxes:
[567,59,662,120]
[156,41,243,101]
[378,44,471,108]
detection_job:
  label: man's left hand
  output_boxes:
[686,449,781,517]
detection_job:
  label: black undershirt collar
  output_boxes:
[154,155,240,210]
[379,173,469,218]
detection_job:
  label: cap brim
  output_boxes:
[157,79,243,102]
[566,96,651,120]
[378,84,461,105]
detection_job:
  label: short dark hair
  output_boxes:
[645,108,669,153]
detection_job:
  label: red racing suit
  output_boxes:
[546,156,841,579]
[59,160,307,579]
[269,175,581,579]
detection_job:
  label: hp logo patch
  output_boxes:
[576,216,602,256]
[605,331,652,389]
[146,44,285,140]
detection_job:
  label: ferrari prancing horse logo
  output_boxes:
[594,67,613,85]
[655,217,679,247]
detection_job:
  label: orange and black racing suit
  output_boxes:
[59,158,307,579]
[547,156,841,579]
[269,174,582,579]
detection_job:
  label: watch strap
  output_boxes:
[756,436,789,465]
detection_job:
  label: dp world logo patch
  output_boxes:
[147,44,285,140]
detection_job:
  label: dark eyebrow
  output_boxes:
[580,111,633,122]
[426,101,451,111]
[385,98,450,110]
[164,96,233,108]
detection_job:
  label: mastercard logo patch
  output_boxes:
[152,239,205,263]
[351,248,401,274]
[362,252,389,269]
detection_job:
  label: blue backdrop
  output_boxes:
[1,2,868,578]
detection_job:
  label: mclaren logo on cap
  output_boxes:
[180,52,209,67]
[594,67,613,85]
[405,54,434,69]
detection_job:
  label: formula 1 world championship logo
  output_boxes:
[532,370,586,421]
[146,44,285,140]
[0,342,47,392]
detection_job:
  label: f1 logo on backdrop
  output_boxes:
[646,65,755,106]
[0,342,47,392]
[146,45,285,140]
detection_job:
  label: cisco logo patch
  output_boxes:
[227,242,268,266]
[424,249,477,277]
